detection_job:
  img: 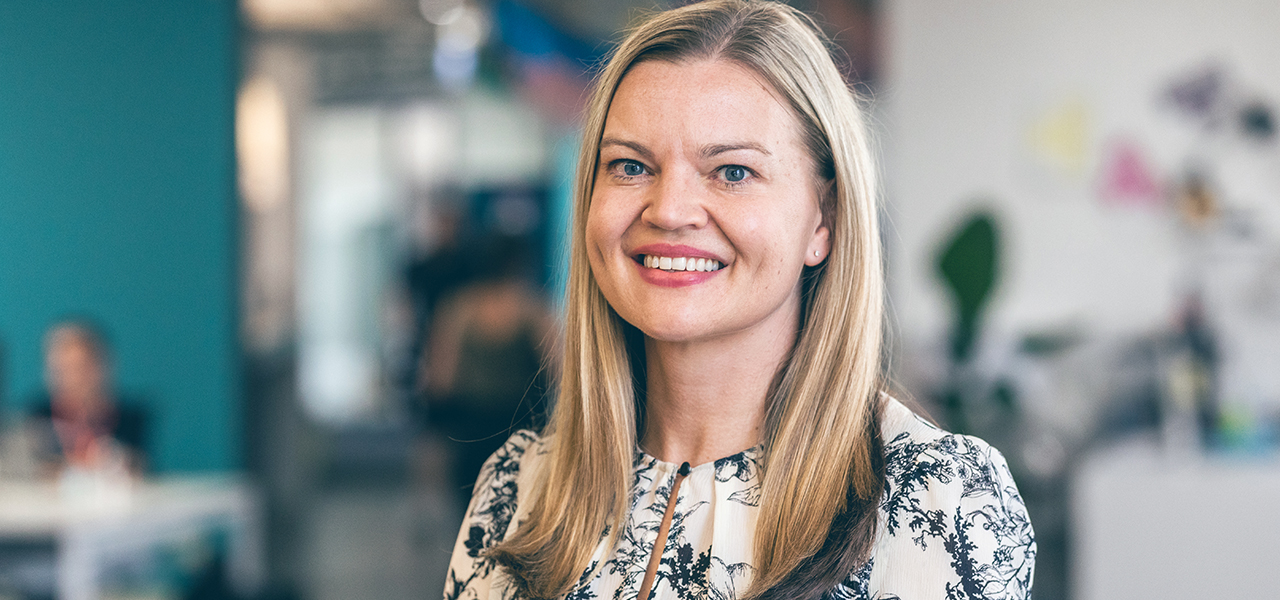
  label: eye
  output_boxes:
[608,159,648,179]
[718,165,752,184]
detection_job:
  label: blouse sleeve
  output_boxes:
[946,436,1036,599]
[443,431,540,600]
[872,429,1037,600]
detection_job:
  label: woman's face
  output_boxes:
[586,59,829,345]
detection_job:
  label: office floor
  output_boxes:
[301,483,460,600]
[246,354,465,600]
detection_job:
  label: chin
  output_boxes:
[631,318,718,344]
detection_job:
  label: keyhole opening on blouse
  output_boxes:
[637,461,691,600]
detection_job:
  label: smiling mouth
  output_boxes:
[639,254,723,272]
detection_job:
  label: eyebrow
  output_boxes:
[599,137,772,161]
[599,137,654,161]
[700,142,771,159]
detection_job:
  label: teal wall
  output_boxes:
[0,1,240,471]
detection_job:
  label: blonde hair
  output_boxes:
[488,1,885,598]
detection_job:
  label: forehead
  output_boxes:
[603,58,803,147]
[47,328,98,356]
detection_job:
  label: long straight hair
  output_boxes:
[488,2,886,598]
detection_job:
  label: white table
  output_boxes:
[1073,438,1280,599]
[0,475,264,600]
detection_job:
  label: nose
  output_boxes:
[640,167,708,231]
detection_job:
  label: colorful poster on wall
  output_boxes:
[1162,62,1227,126]
[1026,99,1091,177]
[1097,138,1163,207]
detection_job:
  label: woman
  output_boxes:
[445,1,1035,599]
[424,235,553,507]
[30,320,148,476]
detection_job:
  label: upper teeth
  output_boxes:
[642,255,722,272]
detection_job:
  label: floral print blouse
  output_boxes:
[444,398,1036,600]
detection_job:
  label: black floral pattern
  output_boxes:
[598,455,750,600]
[444,400,1035,600]
[872,414,1036,599]
[715,449,762,508]
[443,430,537,600]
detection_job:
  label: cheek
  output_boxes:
[731,205,808,265]
[587,189,642,246]
[724,208,766,251]
[584,195,626,278]
[584,194,612,251]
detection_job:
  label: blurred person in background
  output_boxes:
[421,235,553,506]
[404,196,471,408]
[443,2,1034,599]
[27,319,148,477]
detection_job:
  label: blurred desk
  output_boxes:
[1073,438,1280,599]
[0,475,263,600]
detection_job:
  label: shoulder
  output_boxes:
[113,400,149,431]
[462,429,545,552]
[868,397,1036,600]
[444,430,547,600]
[476,429,544,489]
[26,394,53,418]
[878,397,1019,506]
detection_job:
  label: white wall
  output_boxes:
[882,0,1280,347]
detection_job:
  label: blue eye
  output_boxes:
[621,161,645,177]
[722,166,748,183]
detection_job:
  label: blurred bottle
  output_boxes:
[1161,294,1218,455]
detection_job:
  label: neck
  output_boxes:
[53,390,110,421]
[640,309,799,467]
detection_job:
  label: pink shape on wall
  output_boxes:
[1098,139,1163,207]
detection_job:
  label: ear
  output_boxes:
[805,224,831,267]
[805,177,835,267]
[803,175,834,266]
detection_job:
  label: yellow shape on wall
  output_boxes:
[1026,100,1090,176]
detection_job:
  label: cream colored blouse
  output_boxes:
[444,398,1035,600]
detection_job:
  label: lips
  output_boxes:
[631,244,725,264]
[640,255,723,272]
[629,243,726,288]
